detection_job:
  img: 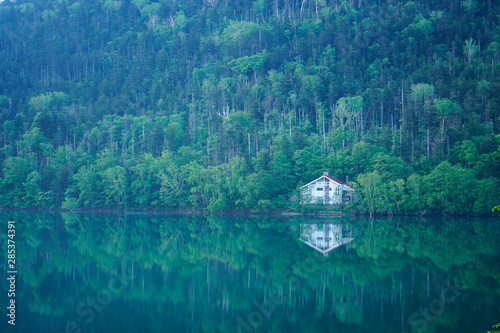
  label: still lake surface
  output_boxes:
[0,211,499,333]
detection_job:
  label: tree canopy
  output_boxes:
[0,0,499,214]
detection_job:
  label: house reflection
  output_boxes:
[299,223,354,256]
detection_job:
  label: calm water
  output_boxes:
[0,212,499,333]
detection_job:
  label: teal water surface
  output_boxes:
[0,212,499,332]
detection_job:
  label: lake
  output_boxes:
[0,211,499,332]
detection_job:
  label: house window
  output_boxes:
[317,188,323,191]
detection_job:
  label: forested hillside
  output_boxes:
[0,0,499,215]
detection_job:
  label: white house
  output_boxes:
[300,172,353,205]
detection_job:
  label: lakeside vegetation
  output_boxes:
[0,0,499,215]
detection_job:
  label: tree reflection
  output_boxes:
[0,212,498,332]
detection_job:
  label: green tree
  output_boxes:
[130,153,162,207]
[23,171,42,207]
[0,156,34,207]
[102,166,128,207]
[422,162,475,215]
[357,171,383,216]
[70,165,102,208]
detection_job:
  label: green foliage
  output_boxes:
[488,322,500,333]
[357,171,383,215]
[0,0,499,213]
[72,165,102,208]
[0,156,35,207]
[355,159,500,216]
[228,50,266,78]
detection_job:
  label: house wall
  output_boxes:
[301,224,343,249]
[303,177,343,204]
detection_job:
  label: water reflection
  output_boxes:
[299,222,354,255]
[0,212,498,333]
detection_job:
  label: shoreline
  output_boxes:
[0,206,351,217]
[1,207,497,218]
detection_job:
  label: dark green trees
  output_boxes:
[0,0,499,214]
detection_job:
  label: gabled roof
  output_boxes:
[324,174,348,185]
[299,238,354,255]
[299,223,355,256]
[300,173,350,189]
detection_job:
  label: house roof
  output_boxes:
[299,223,355,256]
[300,173,351,189]
[324,174,348,185]
[299,238,354,256]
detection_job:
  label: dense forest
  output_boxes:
[0,0,499,214]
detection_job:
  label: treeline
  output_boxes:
[1,112,498,215]
[0,0,499,214]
